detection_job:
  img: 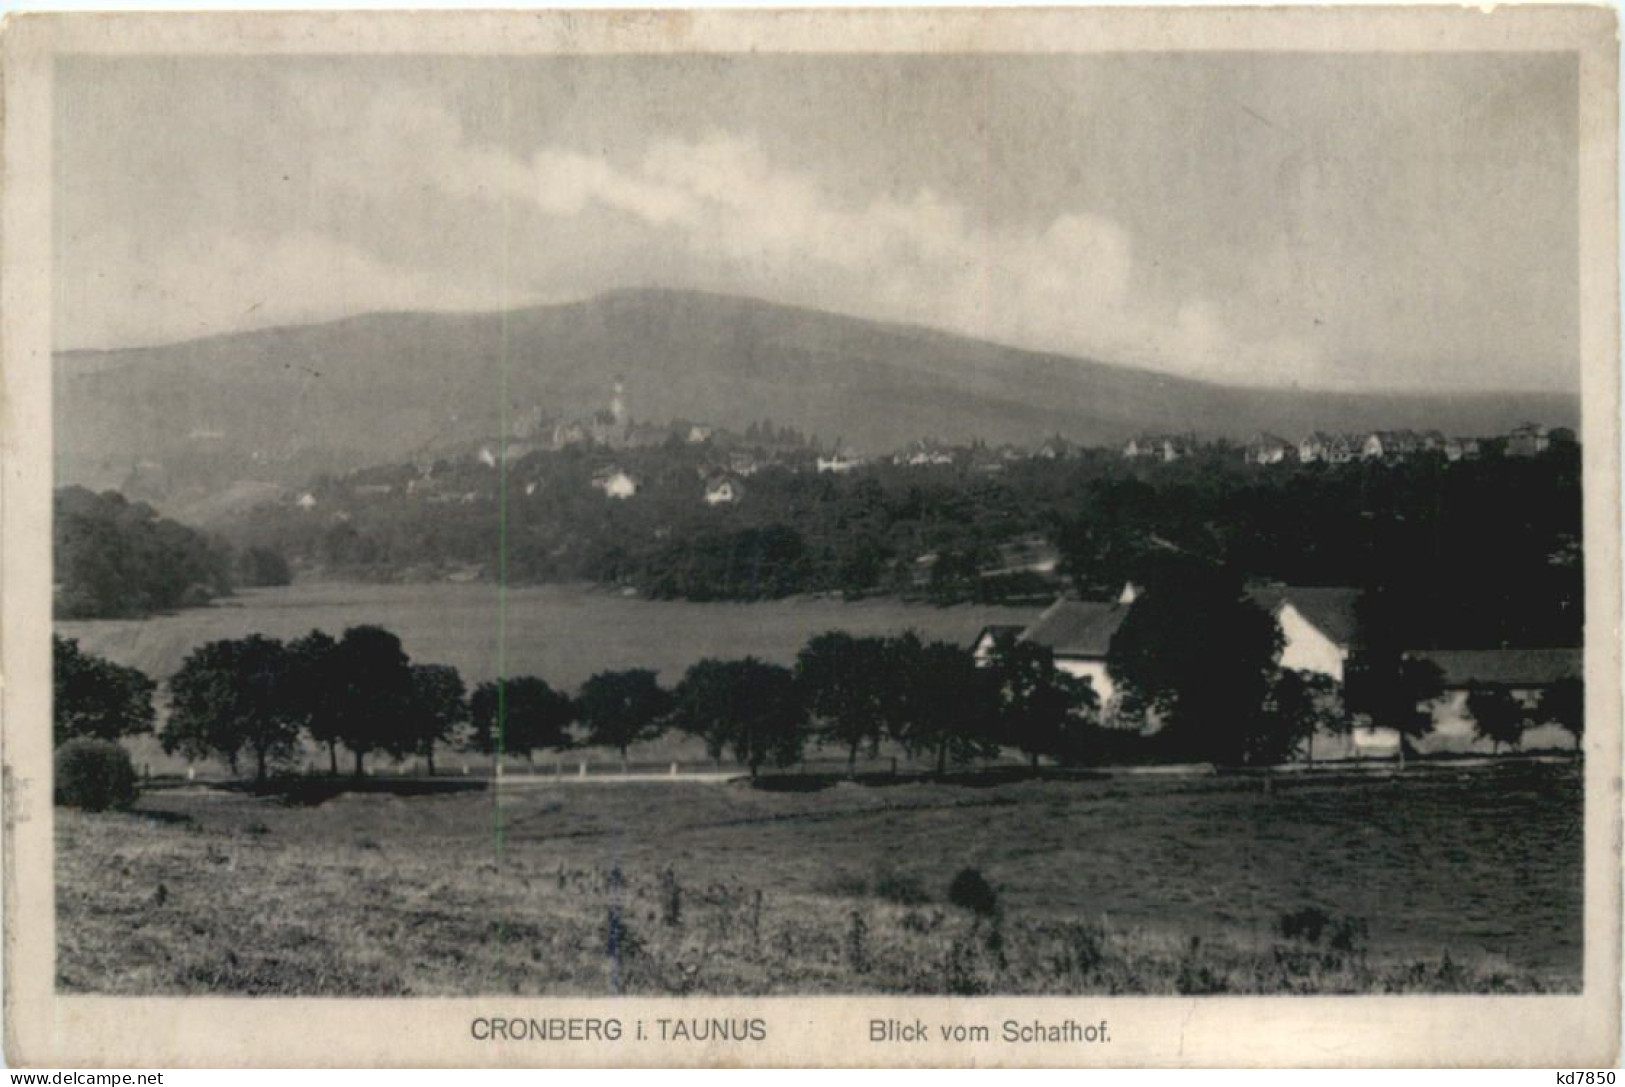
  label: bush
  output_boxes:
[1278,906,1331,944]
[947,867,999,917]
[874,869,931,906]
[54,739,138,811]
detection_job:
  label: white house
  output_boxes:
[1244,434,1293,465]
[1247,585,1361,683]
[1507,422,1551,457]
[1297,433,1357,465]
[970,624,1028,664]
[704,473,744,506]
[895,441,955,467]
[1246,585,1398,758]
[591,468,638,499]
[1007,594,1136,708]
[1443,437,1482,462]
[1123,434,1192,463]
[816,454,864,474]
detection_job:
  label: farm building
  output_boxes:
[1404,648,1581,754]
[1006,591,1137,706]
[1247,585,1361,683]
[977,580,1580,763]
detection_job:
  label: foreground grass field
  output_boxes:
[57,761,1580,995]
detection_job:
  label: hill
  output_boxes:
[55,288,1577,505]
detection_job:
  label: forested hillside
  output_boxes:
[220,439,1581,649]
[55,487,289,619]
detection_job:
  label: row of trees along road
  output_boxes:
[54,566,1585,781]
[52,626,1101,781]
[438,633,1093,778]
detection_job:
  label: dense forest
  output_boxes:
[55,486,290,619]
[219,436,1582,649]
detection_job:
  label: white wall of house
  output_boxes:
[1055,657,1114,706]
[1419,689,1576,754]
[595,472,637,499]
[1276,602,1348,682]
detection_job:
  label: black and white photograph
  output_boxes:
[4,6,1619,1069]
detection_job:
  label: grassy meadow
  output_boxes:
[57,762,1581,995]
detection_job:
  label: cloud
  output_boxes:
[58,228,527,349]
[63,75,1322,384]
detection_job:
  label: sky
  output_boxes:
[53,52,1579,392]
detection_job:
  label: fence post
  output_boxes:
[670,762,678,777]
[579,761,587,779]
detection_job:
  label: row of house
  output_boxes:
[972,582,1580,762]
[1123,423,1570,466]
[585,465,746,506]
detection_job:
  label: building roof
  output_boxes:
[1019,599,1132,659]
[971,624,1026,649]
[1248,585,1363,648]
[1404,648,1581,688]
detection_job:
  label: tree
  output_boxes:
[577,669,672,768]
[53,636,155,748]
[163,635,304,782]
[405,664,466,775]
[1106,564,1282,765]
[235,546,292,587]
[1344,651,1444,768]
[1541,676,1584,754]
[673,658,804,777]
[1260,669,1350,767]
[54,486,234,618]
[893,641,1002,774]
[671,659,742,765]
[1466,685,1529,755]
[327,625,416,778]
[985,633,1098,768]
[1055,479,1161,599]
[467,676,576,764]
[795,632,894,773]
[288,629,343,774]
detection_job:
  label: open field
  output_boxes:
[56,581,1042,688]
[57,762,1581,995]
